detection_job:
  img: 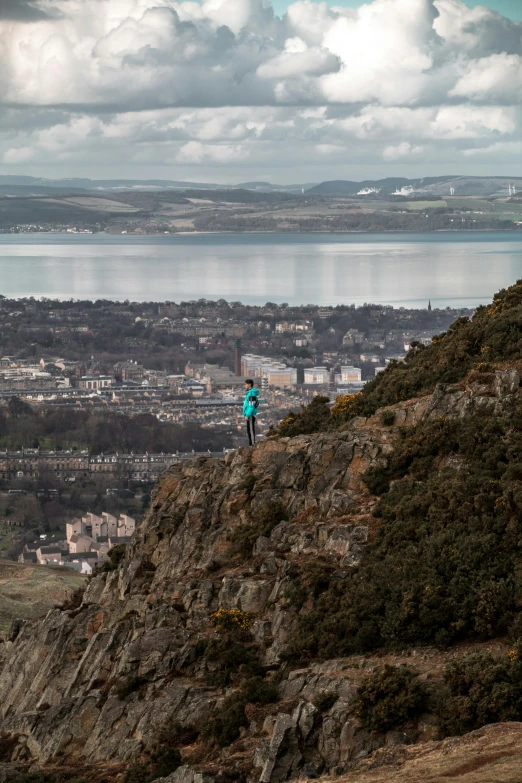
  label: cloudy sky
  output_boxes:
[0,0,521,183]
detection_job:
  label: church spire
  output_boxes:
[428,300,432,311]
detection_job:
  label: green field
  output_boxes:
[408,200,448,210]
[0,560,86,633]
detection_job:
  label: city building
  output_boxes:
[79,376,113,390]
[241,354,296,388]
[339,366,362,383]
[304,367,330,384]
[114,361,144,383]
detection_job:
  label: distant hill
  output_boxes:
[1,174,520,198]
[307,176,522,197]
[0,175,310,196]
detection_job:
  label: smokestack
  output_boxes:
[234,339,242,376]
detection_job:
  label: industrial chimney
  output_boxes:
[234,339,242,376]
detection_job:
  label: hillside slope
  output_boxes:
[3,284,522,781]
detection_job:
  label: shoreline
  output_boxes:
[2,227,522,238]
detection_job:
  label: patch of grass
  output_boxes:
[351,664,427,733]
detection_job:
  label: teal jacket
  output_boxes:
[243,387,259,418]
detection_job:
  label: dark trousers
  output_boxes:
[246,416,256,446]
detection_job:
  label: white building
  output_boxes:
[117,514,136,537]
[304,367,330,385]
[241,354,296,387]
[102,512,118,537]
[264,367,297,388]
[79,376,113,390]
[68,534,94,554]
[340,366,362,383]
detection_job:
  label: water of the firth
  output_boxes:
[0,232,521,307]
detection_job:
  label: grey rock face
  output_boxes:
[0,375,518,780]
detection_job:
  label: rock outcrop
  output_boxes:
[0,371,519,781]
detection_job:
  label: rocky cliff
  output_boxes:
[0,370,520,782]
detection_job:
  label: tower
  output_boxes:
[428,300,432,311]
[234,339,242,376]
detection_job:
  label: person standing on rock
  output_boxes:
[243,379,259,446]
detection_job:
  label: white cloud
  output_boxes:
[382,141,424,161]
[176,140,246,163]
[0,0,521,179]
[450,54,522,102]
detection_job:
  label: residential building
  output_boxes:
[68,534,94,554]
[304,367,330,384]
[79,376,113,390]
[340,366,362,383]
[114,361,144,382]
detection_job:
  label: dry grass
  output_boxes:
[0,561,86,634]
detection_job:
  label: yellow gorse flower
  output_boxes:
[211,608,254,630]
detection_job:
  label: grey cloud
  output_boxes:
[0,0,62,21]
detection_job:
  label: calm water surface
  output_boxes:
[0,232,521,307]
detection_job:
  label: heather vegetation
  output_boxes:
[437,649,522,737]
[285,403,522,657]
[280,282,522,665]
[351,665,427,733]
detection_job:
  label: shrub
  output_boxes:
[116,675,147,700]
[351,665,427,733]
[211,609,254,631]
[122,716,183,782]
[285,559,335,611]
[199,635,262,687]
[202,694,247,748]
[380,410,396,427]
[228,501,286,558]
[272,396,331,437]
[313,691,338,712]
[438,650,522,737]
[330,392,368,425]
[240,675,279,705]
[57,586,85,611]
[240,472,256,493]
[102,544,126,572]
[202,676,278,747]
[122,765,151,783]
[0,732,19,761]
